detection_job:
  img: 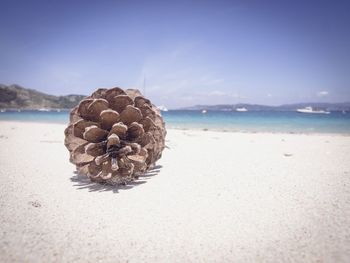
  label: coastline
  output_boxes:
[166,126,350,136]
[1,121,350,262]
[1,120,350,136]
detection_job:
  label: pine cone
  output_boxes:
[64,87,166,185]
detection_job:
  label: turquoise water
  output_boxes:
[0,110,350,134]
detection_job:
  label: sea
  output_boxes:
[0,110,350,134]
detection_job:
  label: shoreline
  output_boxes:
[1,120,350,136]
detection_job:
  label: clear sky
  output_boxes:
[0,0,349,108]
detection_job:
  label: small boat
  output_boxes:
[236,107,248,112]
[38,108,50,112]
[0,109,6,113]
[157,105,168,112]
[201,109,207,114]
[296,106,330,114]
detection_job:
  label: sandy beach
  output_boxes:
[0,121,350,262]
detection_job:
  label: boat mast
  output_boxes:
[143,76,146,96]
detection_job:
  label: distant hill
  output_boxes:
[0,84,86,109]
[1,84,349,112]
[181,102,350,112]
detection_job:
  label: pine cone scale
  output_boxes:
[83,126,108,143]
[71,144,95,165]
[104,87,126,102]
[87,99,109,117]
[127,122,144,139]
[65,125,88,151]
[85,142,106,156]
[109,123,128,138]
[73,120,100,138]
[119,105,143,125]
[111,95,133,112]
[100,109,120,130]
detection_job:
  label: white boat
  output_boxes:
[296,106,330,114]
[236,107,248,112]
[0,109,6,113]
[38,108,50,112]
[201,109,207,114]
[157,105,168,112]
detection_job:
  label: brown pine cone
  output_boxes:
[64,87,166,185]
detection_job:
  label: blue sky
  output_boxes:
[0,0,349,108]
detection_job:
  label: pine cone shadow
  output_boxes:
[70,165,162,193]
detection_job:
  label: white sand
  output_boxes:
[0,121,350,262]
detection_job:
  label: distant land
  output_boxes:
[180,102,350,112]
[0,84,86,109]
[0,84,349,111]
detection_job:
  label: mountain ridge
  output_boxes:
[1,84,349,111]
[0,84,86,109]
